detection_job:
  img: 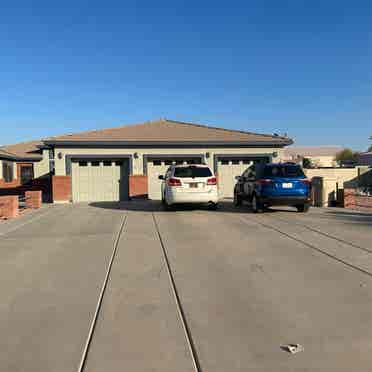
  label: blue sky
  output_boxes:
[1,0,371,150]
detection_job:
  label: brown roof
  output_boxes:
[44,119,291,145]
[0,148,17,160]
[1,141,43,160]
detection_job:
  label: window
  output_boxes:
[20,165,34,185]
[173,166,212,178]
[263,164,305,178]
[2,161,14,183]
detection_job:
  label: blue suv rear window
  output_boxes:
[263,165,305,178]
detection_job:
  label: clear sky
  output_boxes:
[1,1,371,150]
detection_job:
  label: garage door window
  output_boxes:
[91,161,100,167]
[103,161,112,166]
[79,161,88,167]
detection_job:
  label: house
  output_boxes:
[358,152,372,166]
[0,141,50,187]
[283,146,343,167]
[1,119,292,203]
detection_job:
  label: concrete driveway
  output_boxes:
[0,201,372,372]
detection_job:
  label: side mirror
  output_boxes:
[235,176,242,181]
[158,175,164,180]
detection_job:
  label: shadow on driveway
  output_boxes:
[89,199,299,214]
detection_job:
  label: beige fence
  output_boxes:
[304,167,370,207]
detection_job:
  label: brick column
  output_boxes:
[344,188,356,209]
[52,176,72,203]
[129,175,148,198]
[25,191,42,209]
[0,196,19,219]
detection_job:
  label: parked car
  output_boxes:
[233,162,311,213]
[159,164,219,209]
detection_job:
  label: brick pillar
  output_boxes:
[25,191,42,209]
[0,196,19,219]
[344,188,356,209]
[129,175,148,198]
[52,176,72,203]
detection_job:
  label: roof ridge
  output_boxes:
[163,118,289,140]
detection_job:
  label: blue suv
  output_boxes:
[234,162,311,213]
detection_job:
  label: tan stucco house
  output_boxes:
[283,146,343,168]
[1,119,292,203]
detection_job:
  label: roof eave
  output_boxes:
[43,139,293,148]
[0,154,17,161]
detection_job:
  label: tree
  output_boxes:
[302,157,313,168]
[335,148,360,165]
[368,145,372,152]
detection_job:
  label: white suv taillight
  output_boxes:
[207,177,217,186]
[167,178,182,187]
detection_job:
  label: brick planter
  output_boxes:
[0,196,19,219]
[25,191,42,209]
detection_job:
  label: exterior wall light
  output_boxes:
[205,152,210,159]
[57,152,63,160]
[133,152,139,159]
[272,152,278,158]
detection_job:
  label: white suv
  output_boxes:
[159,164,219,209]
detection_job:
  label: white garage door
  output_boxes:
[72,160,129,203]
[147,158,202,200]
[218,159,252,198]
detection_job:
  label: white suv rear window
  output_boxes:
[174,166,212,178]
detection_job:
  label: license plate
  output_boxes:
[282,183,293,189]
[189,183,198,188]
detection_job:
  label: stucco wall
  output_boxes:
[0,160,3,180]
[54,147,284,176]
[304,167,369,189]
[33,150,50,178]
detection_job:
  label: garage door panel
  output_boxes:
[147,158,203,200]
[72,161,128,203]
[148,162,170,201]
[217,158,268,199]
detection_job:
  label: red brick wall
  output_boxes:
[0,178,20,188]
[129,175,148,198]
[52,176,72,202]
[25,191,42,209]
[355,196,372,211]
[0,196,19,219]
[344,188,356,209]
[344,188,372,211]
